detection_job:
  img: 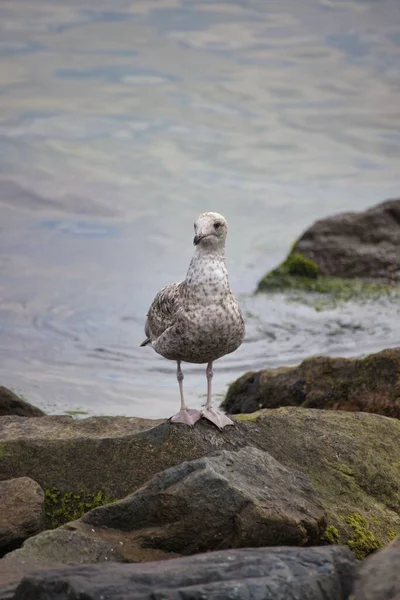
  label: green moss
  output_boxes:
[257,251,399,304]
[45,487,117,528]
[232,411,264,422]
[343,512,383,559]
[322,525,341,544]
[0,443,9,459]
[336,463,354,477]
[260,252,319,288]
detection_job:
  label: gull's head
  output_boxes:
[193,212,228,248]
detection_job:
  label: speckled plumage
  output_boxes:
[141,212,245,429]
[143,218,244,362]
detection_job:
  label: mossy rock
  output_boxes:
[264,252,320,281]
[257,198,400,300]
[44,487,117,528]
[257,250,398,302]
[222,347,400,419]
[1,410,399,558]
[322,525,340,545]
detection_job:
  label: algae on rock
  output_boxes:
[45,487,117,528]
[222,347,400,419]
[257,250,398,303]
[257,198,400,301]
[322,525,340,545]
[344,513,383,559]
[259,198,400,300]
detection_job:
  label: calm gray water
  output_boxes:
[1,0,400,417]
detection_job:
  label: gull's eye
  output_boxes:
[214,221,222,230]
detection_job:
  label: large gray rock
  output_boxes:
[292,198,400,280]
[0,388,44,418]
[82,447,326,554]
[1,447,325,578]
[1,410,399,558]
[11,546,357,600]
[354,535,400,600]
[0,477,45,553]
[222,347,400,418]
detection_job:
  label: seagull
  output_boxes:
[140,212,245,430]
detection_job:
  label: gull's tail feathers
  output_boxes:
[140,338,151,347]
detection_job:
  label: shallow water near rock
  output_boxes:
[0,0,399,417]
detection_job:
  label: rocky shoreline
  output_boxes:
[1,370,400,599]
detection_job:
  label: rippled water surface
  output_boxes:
[1,0,400,417]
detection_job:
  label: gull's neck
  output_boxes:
[185,244,230,293]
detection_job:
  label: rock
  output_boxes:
[0,409,399,557]
[0,533,121,597]
[0,415,166,528]
[1,447,325,573]
[0,388,44,418]
[257,198,400,293]
[0,477,45,554]
[222,347,400,418]
[11,546,357,600]
[354,535,400,600]
[4,528,124,567]
[294,198,400,280]
[80,447,325,555]
[0,526,127,594]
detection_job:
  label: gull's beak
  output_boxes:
[193,234,204,245]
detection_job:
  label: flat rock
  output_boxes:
[0,388,44,418]
[80,446,325,555]
[222,347,400,418]
[0,409,399,558]
[0,526,126,596]
[293,197,400,280]
[0,477,45,554]
[354,535,400,600]
[11,545,357,600]
[3,528,124,568]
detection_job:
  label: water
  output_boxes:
[0,0,399,418]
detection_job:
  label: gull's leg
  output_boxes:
[201,361,234,430]
[170,361,201,427]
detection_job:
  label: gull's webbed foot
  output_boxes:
[170,409,202,427]
[201,407,234,430]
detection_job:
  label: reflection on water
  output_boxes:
[0,0,399,417]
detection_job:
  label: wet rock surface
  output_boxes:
[222,347,400,418]
[0,477,45,555]
[10,546,357,600]
[0,388,44,418]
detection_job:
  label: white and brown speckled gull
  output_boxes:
[140,212,245,429]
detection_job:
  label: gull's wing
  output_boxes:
[141,282,181,345]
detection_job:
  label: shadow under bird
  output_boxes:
[140,212,245,429]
